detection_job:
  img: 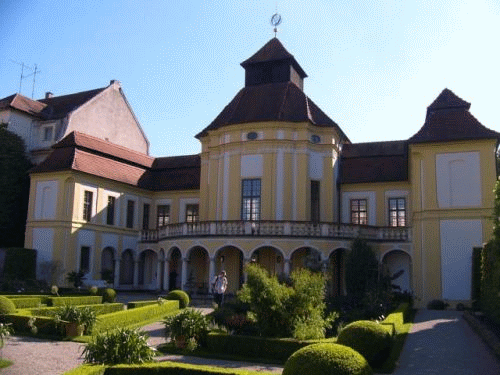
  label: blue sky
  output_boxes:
[1,0,499,157]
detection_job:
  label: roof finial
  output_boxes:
[270,13,282,37]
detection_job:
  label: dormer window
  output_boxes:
[43,126,53,141]
[311,135,321,144]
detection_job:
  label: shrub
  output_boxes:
[54,305,97,335]
[345,238,378,303]
[164,308,210,350]
[101,288,116,303]
[0,323,12,349]
[0,296,16,315]
[283,343,373,375]
[88,286,98,296]
[82,327,156,364]
[166,290,190,308]
[427,299,448,310]
[337,320,392,367]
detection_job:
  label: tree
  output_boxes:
[345,238,379,303]
[0,123,32,247]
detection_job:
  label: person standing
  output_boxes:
[212,270,228,307]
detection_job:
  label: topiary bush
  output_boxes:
[82,327,156,364]
[283,343,372,375]
[166,290,190,308]
[100,288,116,303]
[164,308,210,350]
[0,296,16,315]
[337,320,392,368]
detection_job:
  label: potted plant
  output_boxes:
[54,305,97,336]
[66,270,86,289]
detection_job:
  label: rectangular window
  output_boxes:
[185,204,199,223]
[83,191,93,222]
[126,200,135,228]
[107,196,116,225]
[311,180,320,223]
[143,203,150,230]
[43,126,53,141]
[241,179,261,221]
[157,205,170,227]
[389,198,406,227]
[80,246,90,274]
[351,199,367,225]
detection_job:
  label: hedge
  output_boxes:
[21,303,124,318]
[4,314,61,336]
[10,297,42,309]
[48,296,103,306]
[92,300,179,334]
[379,302,411,335]
[206,332,320,362]
[127,300,158,309]
[64,362,276,375]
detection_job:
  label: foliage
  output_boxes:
[0,125,32,247]
[345,238,379,304]
[237,264,336,339]
[337,320,393,368]
[282,343,373,375]
[166,290,190,308]
[82,327,156,365]
[88,286,98,296]
[100,288,116,303]
[54,305,97,334]
[164,308,210,350]
[0,248,37,281]
[0,323,12,349]
[66,271,87,289]
[48,295,102,307]
[426,299,449,310]
[471,247,482,310]
[0,296,16,315]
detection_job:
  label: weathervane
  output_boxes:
[270,13,282,37]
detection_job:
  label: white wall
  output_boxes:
[34,180,59,220]
[32,227,54,279]
[440,219,482,300]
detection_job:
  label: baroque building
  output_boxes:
[23,38,499,308]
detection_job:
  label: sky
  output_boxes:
[1,0,500,157]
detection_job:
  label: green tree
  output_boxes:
[345,238,379,303]
[0,123,32,247]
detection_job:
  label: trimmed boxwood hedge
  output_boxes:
[92,300,179,334]
[48,296,103,306]
[127,300,158,309]
[5,314,60,336]
[23,303,124,318]
[10,297,42,309]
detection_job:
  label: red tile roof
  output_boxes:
[340,141,408,184]
[0,93,47,117]
[196,82,348,141]
[31,132,200,191]
[409,89,500,143]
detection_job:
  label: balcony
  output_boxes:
[139,221,411,243]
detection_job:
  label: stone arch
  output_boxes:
[327,248,348,298]
[381,249,412,293]
[138,249,158,290]
[119,249,134,285]
[100,247,115,283]
[168,247,181,291]
[250,246,285,276]
[186,246,210,294]
[215,246,244,293]
[290,246,323,273]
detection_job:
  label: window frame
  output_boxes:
[83,190,93,222]
[241,178,261,221]
[142,203,150,230]
[310,180,320,223]
[388,197,407,227]
[106,196,116,225]
[126,200,135,229]
[350,198,367,225]
[185,204,199,223]
[157,204,170,228]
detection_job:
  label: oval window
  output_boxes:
[311,135,321,144]
[247,132,258,140]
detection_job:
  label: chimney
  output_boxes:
[45,92,53,99]
[110,80,120,86]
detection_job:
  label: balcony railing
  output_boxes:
[139,221,411,243]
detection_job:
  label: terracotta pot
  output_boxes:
[175,335,187,349]
[65,322,84,337]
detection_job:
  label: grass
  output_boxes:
[0,358,13,369]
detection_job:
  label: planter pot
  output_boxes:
[65,322,84,337]
[174,335,187,349]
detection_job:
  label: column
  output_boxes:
[181,257,188,291]
[163,259,170,291]
[209,256,216,290]
[155,257,162,290]
[284,258,291,277]
[113,258,120,288]
[133,258,139,289]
